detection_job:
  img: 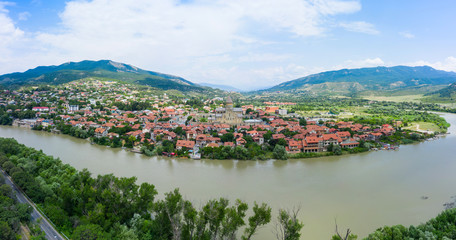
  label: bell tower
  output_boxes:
[226,96,233,109]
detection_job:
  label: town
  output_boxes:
[0,78,441,160]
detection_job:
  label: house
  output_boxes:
[253,136,264,145]
[176,140,196,150]
[272,133,286,140]
[322,134,342,146]
[195,134,209,147]
[287,140,302,152]
[367,132,383,141]
[341,138,360,148]
[103,122,115,130]
[236,138,247,146]
[224,142,235,147]
[337,131,351,140]
[206,142,220,148]
[303,136,323,152]
[107,132,119,139]
[186,130,197,140]
[94,128,108,138]
[32,107,49,112]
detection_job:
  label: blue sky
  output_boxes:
[1,0,456,90]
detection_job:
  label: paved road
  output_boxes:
[1,169,66,240]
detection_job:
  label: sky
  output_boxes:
[1,0,456,90]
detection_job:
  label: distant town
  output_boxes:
[0,78,445,160]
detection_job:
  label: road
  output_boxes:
[1,168,66,240]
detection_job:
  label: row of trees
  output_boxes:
[0,137,304,239]
[0,171,43,239]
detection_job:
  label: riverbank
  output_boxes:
[1,112,456,239]
[18,121,444,161]
[3,135,456,239]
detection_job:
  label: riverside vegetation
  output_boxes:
[1,137,456,240]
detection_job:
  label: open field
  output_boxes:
[404,121,441,133]
[439,102,456,108]
[362,94,424,103]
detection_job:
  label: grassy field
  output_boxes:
[404,121,441,133]
[295,107,370,119]
[438,102,456,108]
[362,94,424,103]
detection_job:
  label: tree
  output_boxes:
[275,208,304,240]
[332,145,342,155]
[0,184,13,198]
[221,133,234,143]
[273,145,287,160]
[332,222,358,240]
[202,198,229,239]
[0,221,15,240]
[173,127,186,136]
[72,224,107,240]
[242,202,272,240]
[220,199,248,240]
[299,118,307,127]
[277,138,288,146]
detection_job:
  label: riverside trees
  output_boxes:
[0,138,275,239]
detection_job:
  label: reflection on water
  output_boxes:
[1,113,456,239]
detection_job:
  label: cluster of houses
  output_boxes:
[54,108,397,155]
[1,79,400,157]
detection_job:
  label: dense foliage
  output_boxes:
[364,208,456,240]
[0,137,303,240]
[0,167,40,239]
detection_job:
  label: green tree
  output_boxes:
[332,145,342,155]
[221,133,234,143]
[242,202,272,240]
[275,208,304,240]
[72,224,107,240]
[273,145,287,160]
[0,221,15,240]
[220,199,248,239]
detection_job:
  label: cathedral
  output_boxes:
[210,96,243,125]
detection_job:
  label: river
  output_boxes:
[1,113,456,239]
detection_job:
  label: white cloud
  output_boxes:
[399,31,414,39]
[229,0,361,37]
[26,0,363,84]
[0,0,371,90]
[191,63,327,90]
[339,57,385,69]
[18,11,31,21]
[339,21,379,35]
[0,2,26,71]
[408,57,456,72]
[0,2,23,38]
[238,53,291,63]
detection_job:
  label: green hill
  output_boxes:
[262,66,456,96]
[422,82,456,102]
[0,60,205,92]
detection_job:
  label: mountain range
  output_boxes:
[1,61,456,99]
[262,66,456,96]
[0,60,206,92]
[198,83,242,92]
